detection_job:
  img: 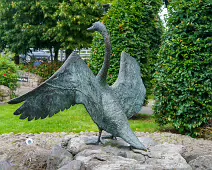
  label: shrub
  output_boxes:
[0,53,19,90]
[20,61,63,81]
[89,0,163,97]
[154,0,212,137]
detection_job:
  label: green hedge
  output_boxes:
[89,0,163,97]
[154,0,212,137]
[0,53,19,90]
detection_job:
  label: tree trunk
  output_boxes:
[54,47,60,62]
[14,54,19,64]
[49,48,54,62]
[65,49,73,60]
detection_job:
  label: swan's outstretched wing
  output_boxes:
[8,52,101,121]
[111,52,146,119]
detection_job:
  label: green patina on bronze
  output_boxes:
[9,22,146,150]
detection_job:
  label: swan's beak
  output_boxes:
[87,25,94,31]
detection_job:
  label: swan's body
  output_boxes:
[8,22,146,150]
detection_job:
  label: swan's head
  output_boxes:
[87,22,107,34]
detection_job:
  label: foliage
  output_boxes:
[19,61,63,81]
[99,0,113,3]
[154,0,212,137]
[52,0,103,51]
[0,104,159,134]
[0,0,103,58]
[0,0,46,54]
[89,0,163,97]
[0,53,19,90]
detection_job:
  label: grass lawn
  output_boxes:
[0,103,161,134]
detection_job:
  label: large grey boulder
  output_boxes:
[75,147,146,165]
[0,161,13,170]
[146,144,191,170]
[17,71,43,87]
[0,85,11,102]
[189,155,212,170]
[47,145,73,170]
[22,146,50,170]
[66,136,97,156]
[76,153,156,170]
[58,160,85,170]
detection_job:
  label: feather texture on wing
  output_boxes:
[111,52,146,119]
[9,52,102,121]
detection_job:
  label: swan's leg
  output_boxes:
[86,129,103,145]
[97,129,102,143]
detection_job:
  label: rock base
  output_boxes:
[47,135,192,170]
[1,133,211,170]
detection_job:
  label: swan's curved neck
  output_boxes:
[97,30,111,85]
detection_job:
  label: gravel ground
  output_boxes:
[0,132,211,169]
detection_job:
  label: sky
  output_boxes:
[159,6,168,26]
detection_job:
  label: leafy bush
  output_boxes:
[0,53,19,90]
[154,0,212,137]
[20,62,63,81]
[89,0,163,97]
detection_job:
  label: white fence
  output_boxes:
[59,48,91,61]
[75,48,91,58]
[19,48,92,62]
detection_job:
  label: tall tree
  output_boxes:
[0,0,103,60]
[52,0,103,55]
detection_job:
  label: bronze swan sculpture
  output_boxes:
[9,22,146,150]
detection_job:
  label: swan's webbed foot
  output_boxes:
[86,139,103,145]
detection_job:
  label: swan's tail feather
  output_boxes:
[119,126,147,151]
